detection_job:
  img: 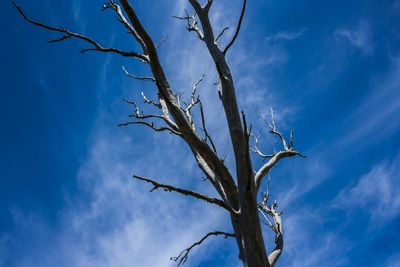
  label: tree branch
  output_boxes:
[140,91,162,108]
[14,2,149,63]
[173,10,204,40]
[122,66,155,82]
[171,231,235,266]
[250,133,274,158]
[155,35,168,48]
[223,0,247,55]
[215,26,229,44]
[182,75,204,129]
[102,0,147,53]
[258,191,283,267]
[117,120,180,135]
[199,100,217,154]
[254,109,305,192]
[255,149,301,191]
[120,98,181,134]
[132,175,230,211]
[118,0,239,209]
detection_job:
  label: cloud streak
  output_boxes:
[334,152,400,227]
[335,20,373,55]
[265,28,307,42]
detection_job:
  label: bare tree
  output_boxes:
[16,1,304,266]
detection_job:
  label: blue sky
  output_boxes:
[1,0,400,266]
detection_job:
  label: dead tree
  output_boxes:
[16,1,304,266]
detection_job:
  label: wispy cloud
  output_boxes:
[333,152,400,227]
[280,207,351,267]
[72,0,86,33]
[265,28,307,42]
[4,123,228,267]
[386,253,400,267]
[335,20,373,55]
[332,56,400,153]
[277,158,331,208]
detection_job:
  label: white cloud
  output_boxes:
[265,28,307,42]
[72,0,86,33]
[334,152,400,226]
[6,123,229,267]
[333,57,400,153]
[386,253,400,267]
[277,158,331,208]
[279,207,351,267]
[335,20,373,55]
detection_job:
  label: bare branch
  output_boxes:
[264,108,289,150]
[173,10,204,40]
[141,92,162,108]
[199,100,217,154]
[269,128,289,151]
[250,133,274,159]
[47,35,71,43]
[182,74,204,129]
[255,150,300,191]
[121,98,181,135]
[155,35,168,48]
[122,66,155,82]
[123,98,162,119]
[254,109,305,191]
[171,231,235,266]
[258,190,283,267]
[223,0,247,54]
[215,27,229,44]
[132,175,230,211]
[14,2,149,63]
[117,120,180,135]
[102,0,147,53]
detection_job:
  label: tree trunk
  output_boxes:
[231,191,270,267]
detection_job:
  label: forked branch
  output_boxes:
[132,175,230,211]
[173,10,204,40]
[118,98,180,135]
[171,231,235,266]
[14,2,149,63]
[250,133,274,158]
[182,75,204,129]
[254,109,305,191]
[204,0,214,12]
[258,189,283,267]
[102,0,147,53]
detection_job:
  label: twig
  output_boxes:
[215,27,229,43]
[171,231,235,266]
